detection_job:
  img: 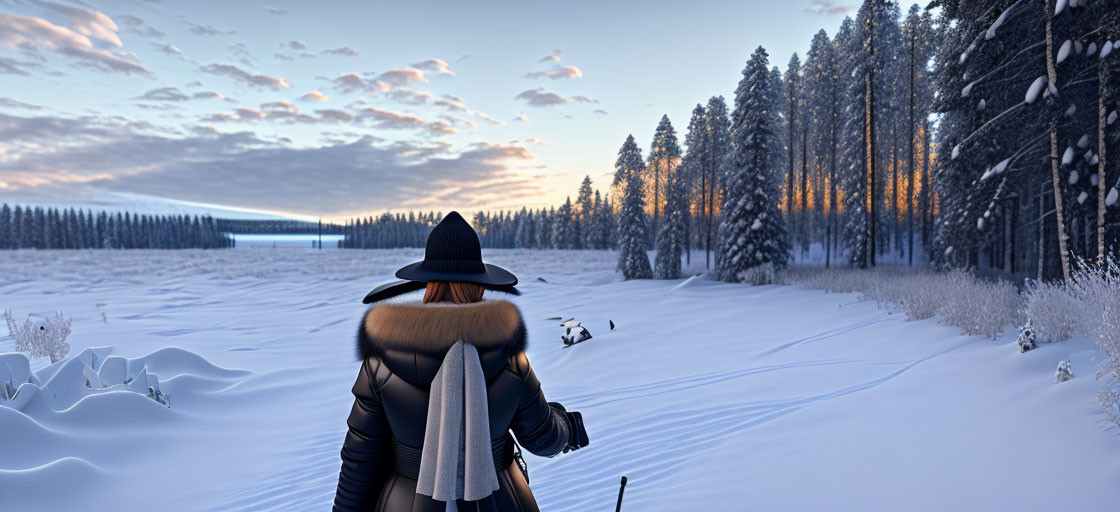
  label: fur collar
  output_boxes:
[356,300,526,359]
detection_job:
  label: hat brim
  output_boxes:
[363,278,520,304]
[394,261,518,287]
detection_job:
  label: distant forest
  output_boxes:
[215,219,345,235]
[0,204,232,249]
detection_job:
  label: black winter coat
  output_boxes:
[333,300,572,512]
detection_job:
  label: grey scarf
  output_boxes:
[416,340,501,504]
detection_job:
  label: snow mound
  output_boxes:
[0,345,249,499]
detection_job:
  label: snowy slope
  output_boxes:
[0,249,1116,510]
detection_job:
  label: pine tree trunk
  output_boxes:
[1098,65,1108,264]
[702,171,709,269]
[1044,0,1072,283]
[1039,180,1047,280]
[788,88,797,221]
[907,30,916,266]
[801,121,809,258]
[866,71,877,267]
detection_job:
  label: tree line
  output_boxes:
[0,204,233,250]
[338,180,619,250]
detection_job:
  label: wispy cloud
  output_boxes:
[538,48,562,63]
[262,6,287,15]
[184,21,236,37]
[322,46,359,57]
[514,88,597,107]
[411,59,454,76]
[0,11,148,75]
[805,0,854,15]
[117,14,164,39]
[524,66,582,80]
[0,97,46,110]
[133,87,189,101]
[200,63,291,90]
[299,91,330,102]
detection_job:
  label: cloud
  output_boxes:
[200,63,291,90]
[299,91,330,102]
[332,73,371,93]
[185,21,236,37]
[117,14,164,39]
[0,111,535,213]
[0,12,148,75]
[262,6,287,15]
[32,0,122,46]
[433,94,505,126]
[387,88,433,105]
[323,46,358,57]
[0,97,46,110]
[376,68,428,87]
[805,0,854,15]
[592,109,608,115]
[133,86,189,101]
[514,88,597,107]
[524,65,583,80]
[152,42,182,56]
[286,40,307,50]
[411,59,454,76]
[538,48,562,63]
[228,42,257,67]
[513,113,529,123]
[191,91,228,101]
[0,56,32,75]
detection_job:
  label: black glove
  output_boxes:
[549,402,589,453]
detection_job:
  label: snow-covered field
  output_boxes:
[1,249,1117,511]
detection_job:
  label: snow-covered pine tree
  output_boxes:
[552,198,576,249]
[784,54,802,225]
[577,175,594,249]
[841,1,896,268]
[805,28,842,266]
[654,165,687,279]
[682,104,707,262]
[616,135,653,279]
[717,46,791,282]
[0,204,10,250]
[648,115,681,240]
[704,96,731,270]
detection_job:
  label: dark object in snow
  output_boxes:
[562,325,593,346]
[616,475,628,512]
[536,277,548,283]
[1055,360,1074,383]
[1017,320,1037,353]
[545,316,562,321]
[560,318,580,328]
[609,319,615,331]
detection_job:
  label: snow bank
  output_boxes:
[0,345,248,509]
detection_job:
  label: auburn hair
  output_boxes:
[423,281,485,304]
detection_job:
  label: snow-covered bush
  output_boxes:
[1055,359,1074,384]
[1083,261,1120,428]
[786,267,1019,339]
[3,310,72,363]
[1022,279,1088,343]
[936,270,1020,339]
[1016,320,1037,353]
[739,263,782,286]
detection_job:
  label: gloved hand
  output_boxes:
[549,402,589,453]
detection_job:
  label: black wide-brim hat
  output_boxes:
[363,211,519,303]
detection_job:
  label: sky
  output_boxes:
[0,0,927,221]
